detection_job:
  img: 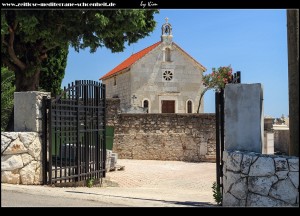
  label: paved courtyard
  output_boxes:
[2,159,217,207]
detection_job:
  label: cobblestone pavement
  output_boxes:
[2,159,217,207]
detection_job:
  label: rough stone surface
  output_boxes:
[249,156,275,176]
[248,176,278,196]
[3,138,27,155]
[275,171,289,180]
[19,132,37,148]
[223,150,299,207]
[2,132,18,140]
[225,151,242,172]
[274,157,288,171]
[222,192,240,206]
[1,155,23,171]
[1,131,42,185]
[1,135,11,153]
[269,178,298,204]
[109,113,216,162]
[288,158,299,171]
[1,171,20,184]
[288,172,299,189]
[229,178,247,200]
[20,161,37,184]
[247,193,290,207]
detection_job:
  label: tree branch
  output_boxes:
[7,25,26,71]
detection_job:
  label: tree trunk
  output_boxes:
[15,68,41,92]
[287,10,299,157]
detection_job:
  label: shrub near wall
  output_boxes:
[112,113,216,162]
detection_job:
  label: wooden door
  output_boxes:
[161,100,175,113]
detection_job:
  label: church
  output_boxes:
[100,19,206,113]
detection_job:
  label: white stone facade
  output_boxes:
[223,150,299,207]
[102,21,206,114]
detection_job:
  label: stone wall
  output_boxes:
[112,114,216,162]
[1,132,42,184]
[223,150,299,207]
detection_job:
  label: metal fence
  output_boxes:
[42,80,106,186]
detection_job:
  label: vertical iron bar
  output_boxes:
[102,83,106,178]
[48,100,53,185]
[215,91,220,189]
[76,81,80,182]
[42,96,48,185]
[236,71,241,83]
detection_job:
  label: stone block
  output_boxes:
[1,171,20,184]
[249,156,275,176]
[248,176,278,196]
[269,178,298,204]
[20,161,37,185]
[3,138,28,155]
[1,155,23,171]
[19,132,37,148]
[288,172,299,189]
[247,193,290,207]
[274,157,288,171]
[2,132,18,140]
[230,178,248,200]
[224,84,263,153]
[222,192,240,207]
[241,153,253,174]
[288,158,299,171]
[226,151,242,172]
[275,171,289,180]
[1,135,11,154]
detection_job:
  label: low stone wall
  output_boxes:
[1,132,42,185]
[113,114,216,162]
[223,150,299,207]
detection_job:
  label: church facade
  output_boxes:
[100,19,206,113]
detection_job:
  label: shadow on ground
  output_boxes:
[65,190,216,207]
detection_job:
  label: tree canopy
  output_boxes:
[1,10,158,91]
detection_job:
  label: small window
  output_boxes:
[163,70,173,81]
[113,76,117,86]
[143,100,149,113]
[187,101,192,113]
[165,48,171,61]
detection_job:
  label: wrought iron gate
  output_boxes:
[215,71,241,197]
[42,80,106,186]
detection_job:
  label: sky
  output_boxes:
[63,9,288,118]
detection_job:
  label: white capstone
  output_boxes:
[20,161,37,184]
[248,176,278,196]
[1,171,20,184]
[1,135,11,153]
[288,172,299,189]
[222,192,240,207]
[247,193,289,207]
[28,136,42,160]
[274,157,288,171]
[3,138,28,155]
[249,156,275,176]
[229,177,248,200]
[241,154,253,174]
[269,178,298,204]
[19,132,37,148]
[224,171,241,193]
[226,151,242,172]
[275,171,289,180]
[288,158,299,171]
[1,155,23,171]
[21,153,34,166]
[2,132,18,140]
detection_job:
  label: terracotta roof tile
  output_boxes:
[100,41,161,80]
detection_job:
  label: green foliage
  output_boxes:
[202,65,233,91]
[87,178,95,188]
[1,67,15,131]
[1,10,158,91]
[212,181,222,206]
[40,45,69,96]
[197,65,233,113]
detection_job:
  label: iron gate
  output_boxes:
[215,71,241,197]
[42,80,106,186]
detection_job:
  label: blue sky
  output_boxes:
[63,9,288,118]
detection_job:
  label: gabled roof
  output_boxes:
[100,41,161,80]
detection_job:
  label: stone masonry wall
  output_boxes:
[1,132,42,184]
[223,150,299,207]
[113,114,216,162]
